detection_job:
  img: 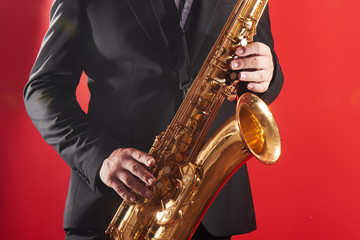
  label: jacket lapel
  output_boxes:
[125,0,176,68]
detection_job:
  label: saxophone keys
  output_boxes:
[231,36,241,45]
[210,79,223,92]
[163,153,183,174]
[227,94,237,102]
[224,85,238,102]
[153,177,173,199]
[157,200,182,225]
[240,38,248,46]
[176,178,183,190]
[174,133,194,153]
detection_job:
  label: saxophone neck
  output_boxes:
[230,0,268,46]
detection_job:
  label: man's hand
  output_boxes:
[99,148,157,204]
[230,42,274,93]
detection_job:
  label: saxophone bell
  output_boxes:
[236,93,281,165]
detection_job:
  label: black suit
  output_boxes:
[24,0,283,238]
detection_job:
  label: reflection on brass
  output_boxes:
[106,1,280,239]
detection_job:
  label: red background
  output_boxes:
[1,0,360,239]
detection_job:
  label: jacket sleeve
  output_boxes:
[23,0,121,192]
[238,4,284,105]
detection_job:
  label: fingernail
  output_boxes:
[236,48,244,55]
[145,190,153,199]
[231,62,239,69]
[240,73,246,80]
[147,178,156,185]
[147,159,154,166]
[247,84,254,90]
[129,196,136,203]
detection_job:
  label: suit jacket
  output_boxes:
[24,0,283,237]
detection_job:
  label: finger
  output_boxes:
[235,42,271,57]
[230,55,272,71]
[122,159,157,186]
[112,180,137,204]
[238,70,273,84]
[117,171,154,199]
[246,81,270,93]
[127,148,155,167]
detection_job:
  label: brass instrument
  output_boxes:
[106,0,280,239]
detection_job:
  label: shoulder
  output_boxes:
[49,0,91,15]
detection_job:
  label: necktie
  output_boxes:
[175,0,193,93]
[153,0,193,92]
[178,0,186,20]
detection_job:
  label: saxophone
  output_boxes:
[106,0,280,239]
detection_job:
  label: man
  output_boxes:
[24,0,283,239]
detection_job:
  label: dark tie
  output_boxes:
[174,0,193,92]
[152,0,192,92]
[178,0,186,20]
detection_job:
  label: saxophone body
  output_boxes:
[106,0,280,239]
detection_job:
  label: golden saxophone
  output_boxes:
[106,0,280,239]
